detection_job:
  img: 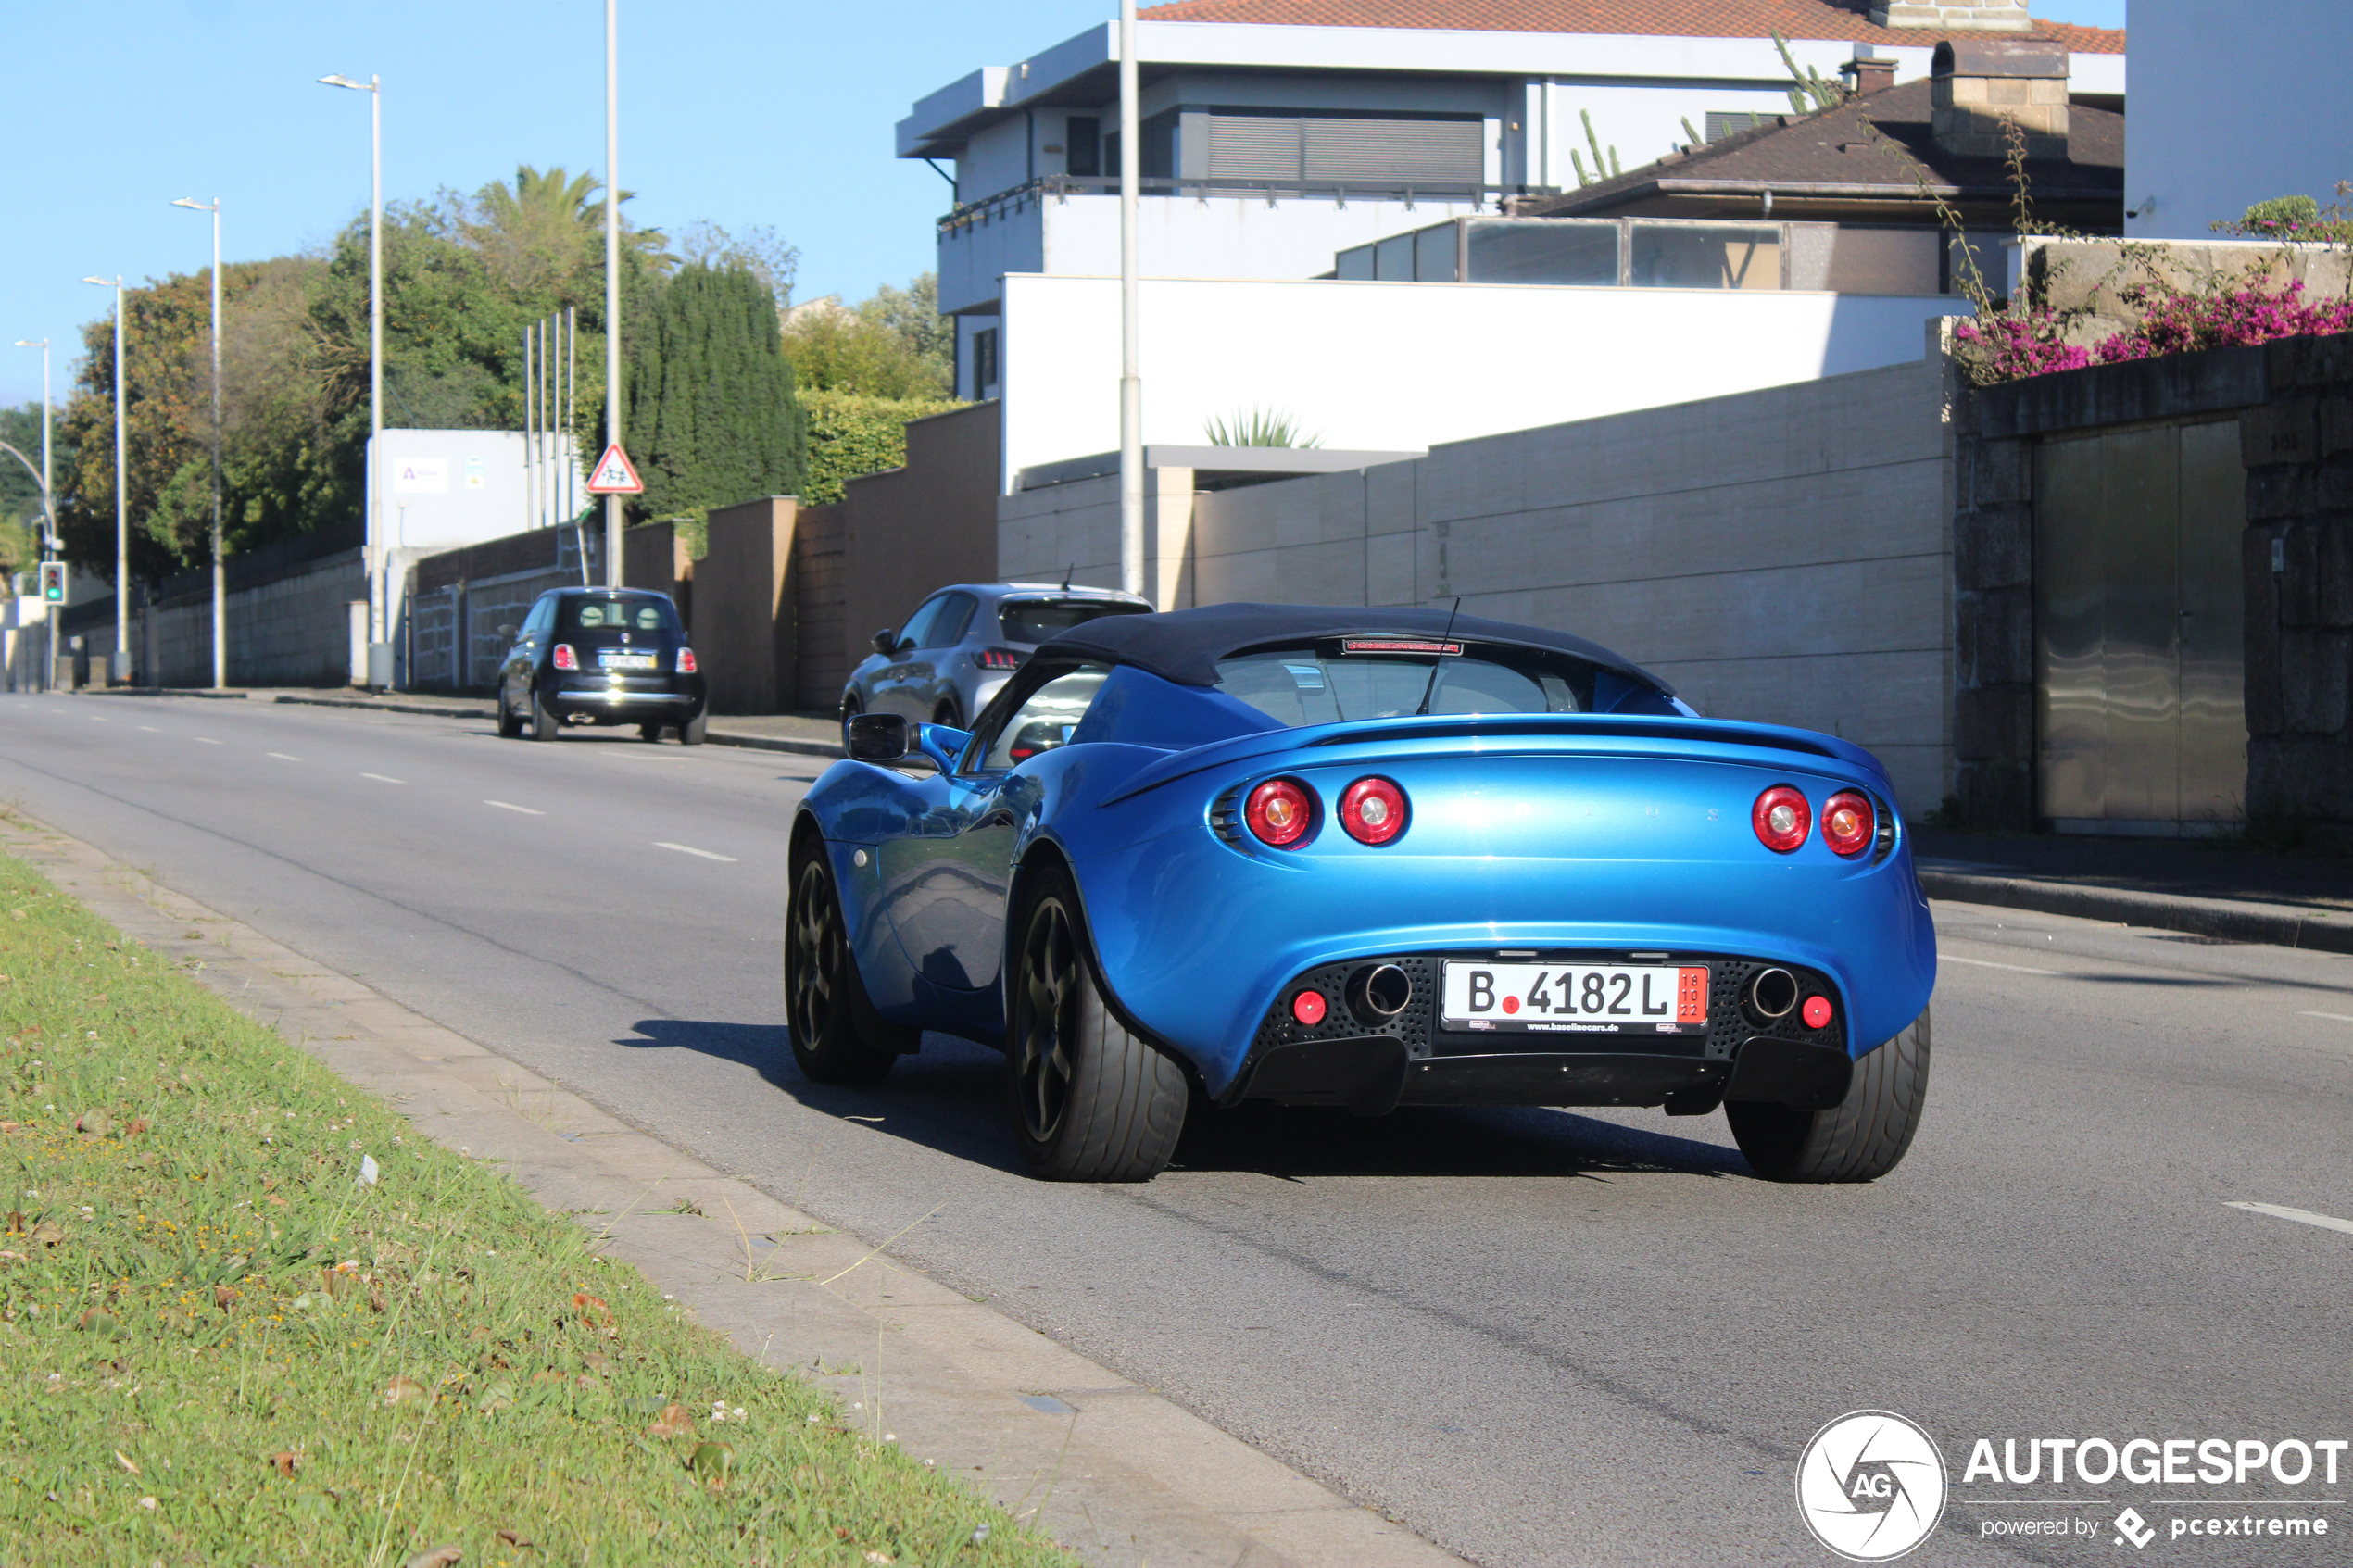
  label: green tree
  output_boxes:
[624,263,806,522]
[783,275,954,400]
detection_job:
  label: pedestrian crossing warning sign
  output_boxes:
[585,443,644,494]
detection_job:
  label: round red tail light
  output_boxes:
[1244,778,1315,847]
[1338,776,1408,845]
[1752,785,1811,853]
[1821,790,1874,858]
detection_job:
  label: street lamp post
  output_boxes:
[1117,0,1143,599]
[172,196,225,689]
[11,339,53,691]
[604,0,623,589]
[320,71,385,683]
[82,275,127,685]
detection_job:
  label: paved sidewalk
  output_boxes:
[1914,827,2353,953]
[0,806,1460,1568]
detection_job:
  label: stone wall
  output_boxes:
[2021,236,2353,347]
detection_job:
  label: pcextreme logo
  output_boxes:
[1796,1411,1949,1562]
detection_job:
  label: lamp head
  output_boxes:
[171,197,217,211]
[81,276,117,287]
[319,73,375,92]
[13,339,45,348]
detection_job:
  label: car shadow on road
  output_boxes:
[620,1018,1752,1183]
[1172,1100,1751,1181]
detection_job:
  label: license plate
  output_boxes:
[598,651,658,670]
[1441,962,1709,1035]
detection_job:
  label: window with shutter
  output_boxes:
[1302,117,1483,185]
[1206,115,1302,181]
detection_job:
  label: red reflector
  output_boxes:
[1245,778,1315,847]
[1341,638,1462,656]
[1821,790,1873,858]
[552,644,578,671]
[1338,776,1408,845]
[676,647,698,674]
[1802,996,1833,1030]
[1291,990,1327,1026]
[1751,785,1810,853]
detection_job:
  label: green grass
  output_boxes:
[0,849,1077,1567]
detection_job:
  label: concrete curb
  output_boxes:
[1919,868,2353,954]
[272,693,492,720]
[259,692,847,757]
[704,728,845,759]
[80,686,248,699]
[0,808,1456,1568]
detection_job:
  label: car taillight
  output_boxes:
[1338,776,1407,845]
[1244,778,1315,847]
[676,647,698,674]
[1822,790,1873,858]
[1752,784,1810,853]
[552,644,578,671]
[976,647,1021,671]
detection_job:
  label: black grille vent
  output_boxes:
[1210,784,1245,847]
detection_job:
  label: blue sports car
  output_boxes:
[785,603,1935,1185]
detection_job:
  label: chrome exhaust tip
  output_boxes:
[1347,963,1413,1023]
[1748,967,1799,1021]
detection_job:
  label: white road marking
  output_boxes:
[136,725,158,733]
[1944,953,2061,975]
[193,737,221,746]
[484,799,544,815]
[2298,1010,2353,1025]
[361,773,406,784]
[654,841,737,862]
[90,716,106,721]
[267,753,300,762]
[2226,1201,2353,1238]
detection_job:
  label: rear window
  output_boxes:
[1000,598,1150,646]
[561,596,678,633]
[1214,640,1602,726]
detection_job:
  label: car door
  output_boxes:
[873,596,945,720]
[910,592,977,722]
[505,595,552,706]
[876,664,1109,1000]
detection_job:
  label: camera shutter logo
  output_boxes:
[1796,1411,1947,1561]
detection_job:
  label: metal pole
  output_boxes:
[565,306,577,525]
[109,281,126,680]
[1117,0,1143,599]
[604,0,623,588]
[208,202,223,687]
[369,75,384,647]
[15,339,53,691]
[520,327,532,533]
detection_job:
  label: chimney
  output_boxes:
[1869,0,2032,30]
[1931,38,2070,159]
[1842,47,1898,96]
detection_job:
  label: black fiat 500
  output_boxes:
[497,587,707,743]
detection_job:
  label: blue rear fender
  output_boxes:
[1050,722,1936,1099]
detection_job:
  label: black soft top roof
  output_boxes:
[1034,602,1673,696]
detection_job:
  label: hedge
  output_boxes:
[799,388,965,507]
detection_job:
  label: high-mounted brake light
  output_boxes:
[676,647,698,674]
[1752,785,1810,853]
[552,644,578,671]
[1338,776,1408,845]
[1821,790,1874,859]
[1244,778,1315,847]
[975,647,1022,671]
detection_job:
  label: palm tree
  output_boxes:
[465,165,673,289]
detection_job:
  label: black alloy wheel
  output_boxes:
[496,690,524,738]
[839,695,862,749]
[783,838,895,1085]
[933,698,963,731]
[637,722,664,742]
[1005,869,1187,1181]
[529,684,561,741]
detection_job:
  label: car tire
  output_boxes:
[529,684,561,741]
[497,691,524,739]
[1005,866,1187,1182]
[637,722,664,742]
[1726,1007,1930,1183]
[839,694,862,749]
[784,836,896,1085]
[679,711,707,746]
[933,697,963,731]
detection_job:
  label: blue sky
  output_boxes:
[0,0,2127,408]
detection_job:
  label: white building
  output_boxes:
[2124,0,2351,240]
[902,0,2125,404]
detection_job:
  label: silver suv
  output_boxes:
[840,582,1151,737]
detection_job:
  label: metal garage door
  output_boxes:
[2033,419,2246,831]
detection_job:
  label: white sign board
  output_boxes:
[393,458,448,494]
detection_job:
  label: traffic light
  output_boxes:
[38,561,66,604]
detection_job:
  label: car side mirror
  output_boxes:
[497,622,518,639]
[846,712,912,763]
[872,628,896,656]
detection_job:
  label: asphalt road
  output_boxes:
[6,691,2350,1567]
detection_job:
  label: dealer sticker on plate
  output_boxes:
[1441,962,1709,1035]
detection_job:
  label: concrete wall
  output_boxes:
[1003,346,1960,811]
[372,428,583,553]
[139,549,367,688]
[1000,271,1969,489]
[793,503,849,711]
[405,525,599,693]
[2021,236,2353,349]
[698,497,799,716]
[2126,0,2352,242]
[623,523,694,628]
[838,401,1004,684]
